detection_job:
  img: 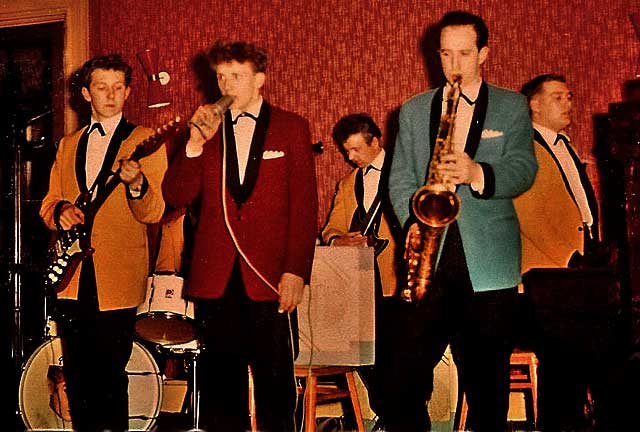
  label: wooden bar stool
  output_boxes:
[457,350,539,431]
[294,365,365,432]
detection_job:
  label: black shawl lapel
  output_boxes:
[225,102,272,205]
[239,102,271,203]
[74,117,135,196]
[535,129,577,203]
[75,127,91,194]
[96,118,135,190]
[428,86,445,169]
[535,129,599,240]
[224,110,242,203]
[462,81,488,159]
[564,141,600,240]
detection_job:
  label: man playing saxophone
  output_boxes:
[386,10,537,432]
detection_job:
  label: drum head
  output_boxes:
[19,338,162,431]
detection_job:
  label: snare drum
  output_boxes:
[19,338,162,431]
[136,273,196,345]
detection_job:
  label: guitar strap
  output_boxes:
[90,119,136,200]
[360,193,384,236]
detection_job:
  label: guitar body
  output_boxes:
[45,227,95,293]
[42,118,182,294]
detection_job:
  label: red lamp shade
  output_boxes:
[137,48,171,108]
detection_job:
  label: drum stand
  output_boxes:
[163,344,202,431]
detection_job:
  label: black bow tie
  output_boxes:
[88,122,106,137]
[459,92,476,105]
[364,165,379,175]
[232,112,258,125]
[554,134,569,146]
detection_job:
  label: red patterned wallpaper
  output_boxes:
[89,0,640,230]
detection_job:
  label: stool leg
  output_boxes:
[345,371,365,432]
[458,393,468,431]
[249,366,257,432]
[530,354,538,427]
[304,374,317,432]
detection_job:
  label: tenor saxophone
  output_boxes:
[401,76,462,303]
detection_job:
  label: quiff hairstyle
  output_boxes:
[79,54,133,89]
[207,40,268,73]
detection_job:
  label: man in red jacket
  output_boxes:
[163,40,318,431]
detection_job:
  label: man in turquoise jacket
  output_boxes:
[385,10,536,432]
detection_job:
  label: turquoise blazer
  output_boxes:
[389,82,536,292]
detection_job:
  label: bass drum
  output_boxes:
[19,338,162,431]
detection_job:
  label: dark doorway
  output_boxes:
[0,21,64,428]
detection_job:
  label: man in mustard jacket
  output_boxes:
[321,113,403,429]
[516,74,602,432]
[39,54,166,431]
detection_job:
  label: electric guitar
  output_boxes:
[43,119,182,293]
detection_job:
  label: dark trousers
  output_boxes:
[195,260,298,432]
[55,258,136,432]
[522,268,624,432]
[383,223,519,432]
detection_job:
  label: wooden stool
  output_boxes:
[457,350,538,431]
[294,365,365,432]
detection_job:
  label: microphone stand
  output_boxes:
[10,111,52,424]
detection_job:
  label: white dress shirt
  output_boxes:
[442,79,484,192]
[363,149,385,211]
[230,97,263,184]
[534,122,593,227]
[86,113,121,192]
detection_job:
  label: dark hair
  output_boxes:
[207,40,268,73]
[332,113,382,147]
[520,74,567,102]
[439,11,489,50]
[79,54,133,89]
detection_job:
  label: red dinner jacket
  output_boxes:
[163,103,318,301]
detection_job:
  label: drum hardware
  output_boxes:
[156,340,202,430]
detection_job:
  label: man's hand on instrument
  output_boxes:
[438,151,483,185]
[277,272,305,314]
[59,203,85,230]
[119,159,144,190]
[332,232,368,247]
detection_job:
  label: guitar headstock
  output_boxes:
[130,117,183,162]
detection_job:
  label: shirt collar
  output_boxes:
[368,148,386,172]
[90,113,122,135]
[533,122,570,146]
[230,96,263,123]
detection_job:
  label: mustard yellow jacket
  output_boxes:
[321,168,401,297]
[40,122,167,310]
[514,138,583,274]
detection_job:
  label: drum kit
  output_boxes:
[17,272,201,431]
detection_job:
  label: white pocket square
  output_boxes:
[262,150,285,160]
[481,129,504,139]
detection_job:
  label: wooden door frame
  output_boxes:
[0,0,89,134]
